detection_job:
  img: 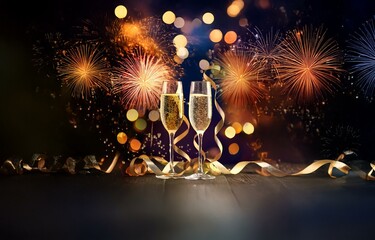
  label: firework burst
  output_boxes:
[110,17,182,78]
[248,27,283,82]
[57,44,111,98]
[347,17,375,97]
[215,49,267,108]
[112,17,175,59]
[278,25,342,103]
[112,49,174,114]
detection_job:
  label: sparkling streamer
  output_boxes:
[203,66,225,163]
[173,115,192,162]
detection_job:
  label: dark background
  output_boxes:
[0,0,374,163]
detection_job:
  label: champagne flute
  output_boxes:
[158,81,184,179]
[185,81,215,180]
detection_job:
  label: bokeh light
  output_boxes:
[129,138,142,152]
[173,34,188,48]
[199,59,210,70]
[162,11,176,24]
[209,29,223,43]
[239,18,249,27]
[233,0,245,9]
[126,109,139,121]
[227,4,241,17]
[224,31,237,44]
[174,55,184,64]
[228,143,240,155]
[117,132,128,144]
[148,110,160,122]
[256,0,271,9]
[243,122,254,134]
[176,47,189,59]
[225,126,236,139]
[174,17,185,28]
[114,5,128,19]
[202,12,214,24]
[134,118,147,131]
[231,122,242,134]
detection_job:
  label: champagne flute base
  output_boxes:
[155,173,185,179]
[184,173,216,180]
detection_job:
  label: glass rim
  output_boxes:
[190,80,211,84]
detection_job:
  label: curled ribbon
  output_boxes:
[127,154,195,177]
[367,163,375,180]
[173,115,192,163]
[209,156,351,178]
[202,67,225,163]
[97,153,120,173]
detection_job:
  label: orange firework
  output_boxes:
[111,17,175,59]
[119,21,160,54]
[215,49,267,108]
[112,49,174,114]
[57,44,110,98]
[278,25,342,103]
[109,17,181,78]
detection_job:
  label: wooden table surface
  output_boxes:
[1,170,374,240]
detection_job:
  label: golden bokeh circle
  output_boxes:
[162,11,176,24]
[209,29,223,43]
[227,4,241,17]
[173,34,188,48]
[224,31,238,44]
[129,138,142,152]
[202,12,214,24]
[228,143,240,155]
[117,132,128,144]
[231,122,242,134]
[126,109,139,122]
[114,5,128,19]
[225,126,236,139]
[243,122,255,134]
[176,47,189,59]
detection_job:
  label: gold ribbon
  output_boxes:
[203,68,225,163]
[173,115,192,162]
[124,150,363,179]
[367,162,375,180]
[208,157,351,179]
[127,154,194,177]
[97,152,120,173]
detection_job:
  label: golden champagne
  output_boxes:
[189,93,212,133]
[160,93,183,133]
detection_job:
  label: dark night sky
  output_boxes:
[0,0,374,162]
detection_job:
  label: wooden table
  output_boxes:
[1,170,374,240]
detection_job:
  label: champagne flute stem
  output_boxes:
[169,132,176,174]
[197,133,204,174]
